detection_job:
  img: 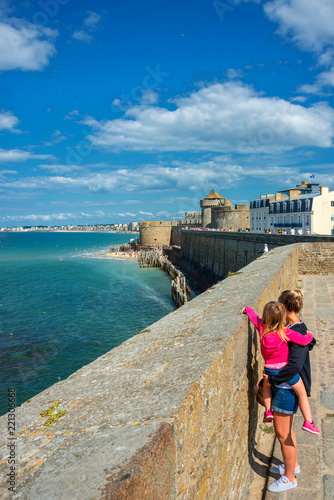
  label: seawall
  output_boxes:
[0,244,299,499]
[179,231,334,287]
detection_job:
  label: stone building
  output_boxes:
[179,212,202,227]
[200,189,250,230]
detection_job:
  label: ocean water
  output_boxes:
[0,232,177,416]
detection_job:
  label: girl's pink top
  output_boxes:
[244,307,313,366]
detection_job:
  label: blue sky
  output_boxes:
[0,0,334,227]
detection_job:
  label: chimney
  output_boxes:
[320,186,329,195]
[289,189,301,200]
[275,193,287,201]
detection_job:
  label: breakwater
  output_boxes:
[0,244,300,499]
[138,250,190,307]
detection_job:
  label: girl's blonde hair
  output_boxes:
[261,301,289,342]
[278,289,304,314]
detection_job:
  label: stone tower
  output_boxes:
[200,189,225,228]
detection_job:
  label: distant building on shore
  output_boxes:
[179,212,202,227]
[250,180,334,235]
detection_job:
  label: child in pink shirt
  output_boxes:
[239,301,317,428]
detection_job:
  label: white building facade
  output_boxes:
[249,196,272,232]
[250,182,334,235]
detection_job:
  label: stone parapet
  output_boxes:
[180,231,334,286]
[0,245,299,499]
[298,242,334,274]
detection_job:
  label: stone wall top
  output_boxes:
[182,229,334,245]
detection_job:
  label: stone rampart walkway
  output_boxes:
[265,275,334,499]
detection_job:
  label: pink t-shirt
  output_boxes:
[244,307,313,367]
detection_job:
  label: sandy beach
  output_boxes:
[95,249,140,260]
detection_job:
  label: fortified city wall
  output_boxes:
[0,245,300,499]
[179,231,334,287]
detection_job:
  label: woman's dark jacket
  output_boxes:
[267,321,316,397]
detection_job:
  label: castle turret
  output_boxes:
[200,189,224,228]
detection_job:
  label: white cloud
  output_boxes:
[72,30,93,44]
[43,129,67,145]
[226,68,244,79]
[0,169,17,176]
[85,82,334,154]
[0,148,55,163]
[2,213,74,222]
[64,109,80,120]
[113,212,136,218]
[0,110,20,130]
[83,11,102,29]
[140,89,159,105]
[0,13,57,71]
[38,164,83,174]
[139,211,154,216]
[71,10,101,43]
[156,211,170,218]
[0,157,313,194]
[264,0,334,54]
[300,67,334,94]
[263,0,334,93]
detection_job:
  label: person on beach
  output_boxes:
[262,289,318,492]
[238,302,315,427]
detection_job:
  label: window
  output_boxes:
[284,216,286,224]
[277,204,280,213]
[306,215,310,225]
[305,199,310,210]
[282,202,287,212]
[331,201,334,207]
[331,216,334,222]
[297,200,302,211]
[289,201,294,212]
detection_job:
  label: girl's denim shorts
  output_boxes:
[265,367,299,415]
[264,367,300,386]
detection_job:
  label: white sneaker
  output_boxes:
[267,475,297,492]
[270,463,301,475]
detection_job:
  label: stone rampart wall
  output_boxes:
[298,242,334,274]
[180,231,334,286]
[0,245,299,499]
[139,221,178,247]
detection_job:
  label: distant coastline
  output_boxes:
[0,229,139,234]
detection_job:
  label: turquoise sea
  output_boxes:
[0,232,177,416]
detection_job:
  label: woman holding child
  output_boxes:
[239,289,318,493]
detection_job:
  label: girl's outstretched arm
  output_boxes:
[286,328,313,346]
[239,306,263,332]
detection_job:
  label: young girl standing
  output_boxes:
[238,301,318,433]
